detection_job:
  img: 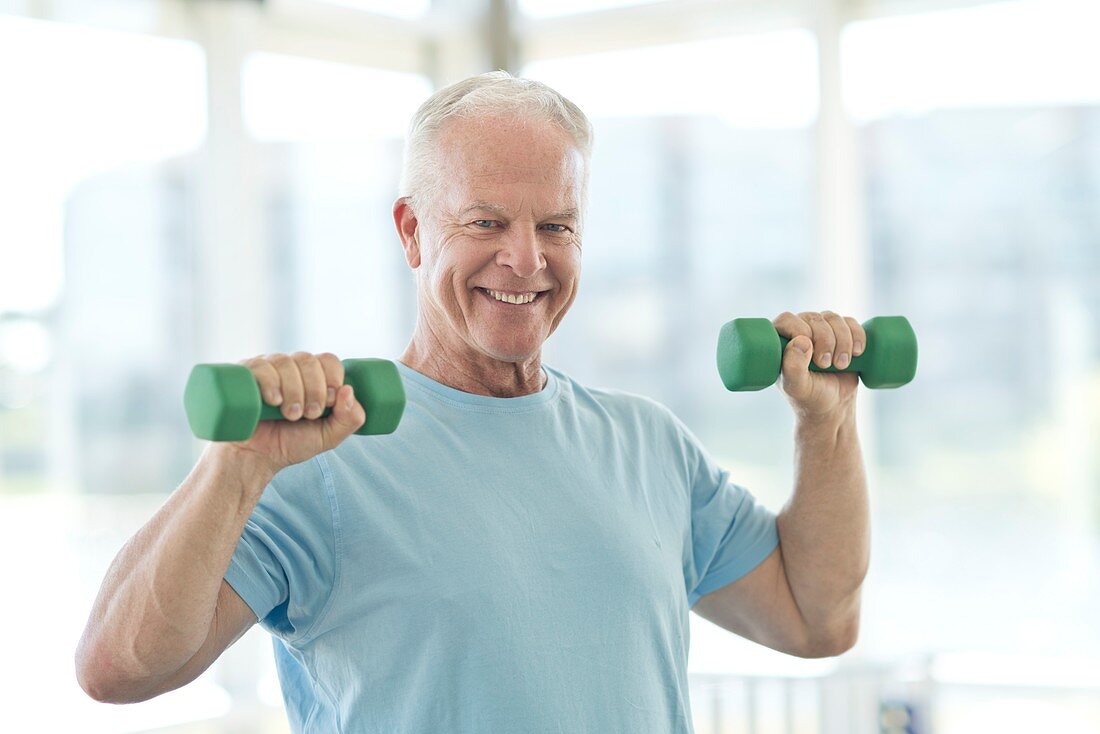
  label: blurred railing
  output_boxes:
[690,666,929,734]
[689,654,1100,734]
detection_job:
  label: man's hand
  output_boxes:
[773,311,867,421]
[230,352,366,476]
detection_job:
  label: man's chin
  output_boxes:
[476,337,543,365]
[483,349,540,364]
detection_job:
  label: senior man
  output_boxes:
[77,72,869,733]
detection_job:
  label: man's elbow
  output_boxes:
[77,669,160,705]
[77,673,125,705]
[75,644,160,705]
[76,656,127,704]
[799,615,859,659]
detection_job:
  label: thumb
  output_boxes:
[788,335,812,358]
[327,384,366,437]
[781,336,814,392]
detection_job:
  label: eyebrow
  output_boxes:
[460,201,579,221]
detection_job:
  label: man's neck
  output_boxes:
[399,323,546,398]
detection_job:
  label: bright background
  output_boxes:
[1,0,1098,732]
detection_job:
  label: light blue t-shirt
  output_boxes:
[224,361,778,733]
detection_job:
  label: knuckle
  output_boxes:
[320,353,344,375]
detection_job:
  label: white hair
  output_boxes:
[399,70,594,224]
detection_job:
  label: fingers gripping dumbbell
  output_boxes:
[184,358,406,441]
[717,315,918,391]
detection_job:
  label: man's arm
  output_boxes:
[75,354,366,703]
[75,447,271,703]
[693,405,868,658]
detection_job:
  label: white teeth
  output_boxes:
[486,289,537,305]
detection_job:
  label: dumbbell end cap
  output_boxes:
[717,318,782,392]
[343,359,407,436]
[184,364,262,441]
[859,316,919,389]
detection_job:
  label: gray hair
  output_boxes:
[399,71,594,224]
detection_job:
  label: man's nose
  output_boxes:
[496,227,546,279]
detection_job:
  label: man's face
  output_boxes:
[405,114,585,365]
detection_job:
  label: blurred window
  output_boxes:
[301,0,429,18]
[242,53,432,358]
[844,0,1100,120]
[519,0,670,18]
[844,0,1100,668]
[0,15,205,497]
[0,14,218,733]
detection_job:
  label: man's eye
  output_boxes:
[473,220,496,228]
[542,224,568,233]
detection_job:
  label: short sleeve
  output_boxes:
[672,417,779,608]
[223,456,340,643]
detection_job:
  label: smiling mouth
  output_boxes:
[476,287,548,306]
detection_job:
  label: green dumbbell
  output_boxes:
[717,315,918,391]
[184,358,406,441]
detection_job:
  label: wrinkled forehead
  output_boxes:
[434,114,585,214]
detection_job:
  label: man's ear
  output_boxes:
[393,197,421,268]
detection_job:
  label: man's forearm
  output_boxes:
[776,401,869,644]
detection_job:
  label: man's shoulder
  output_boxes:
[546,365,683,431]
